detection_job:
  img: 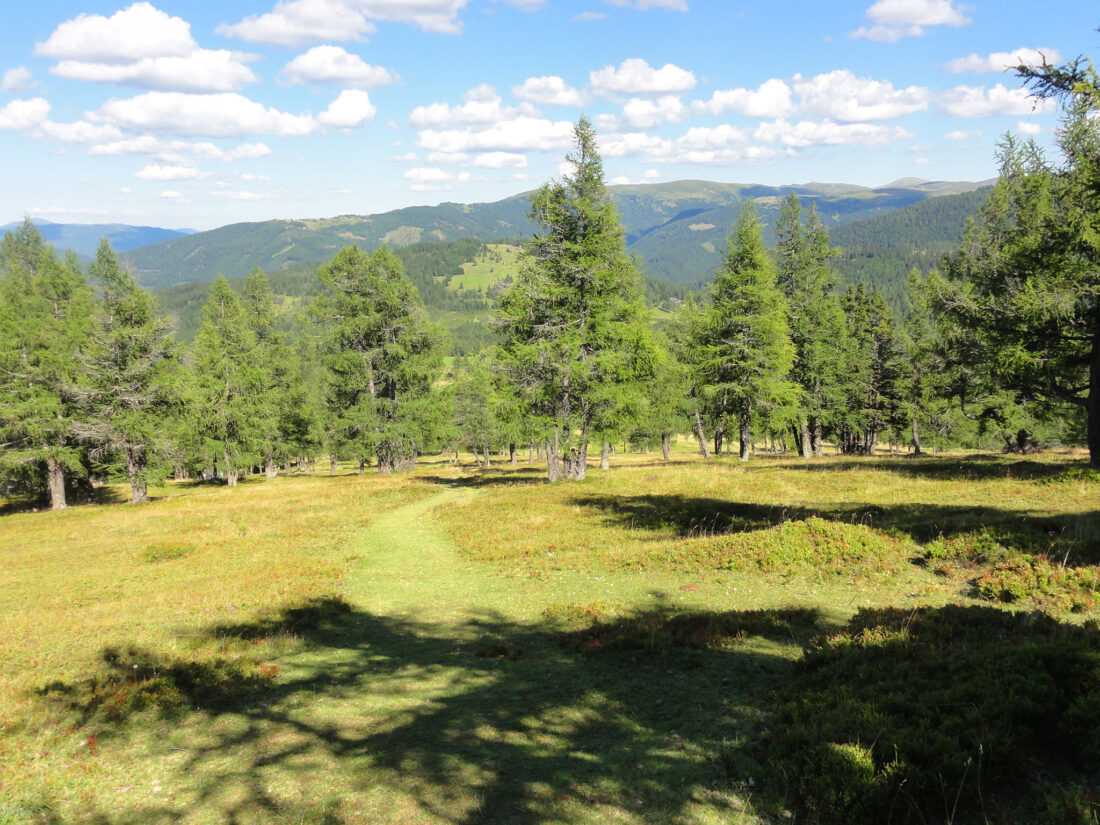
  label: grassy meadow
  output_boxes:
[1,447,1099,824]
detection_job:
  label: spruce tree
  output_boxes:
[0,220,94,509]
[496,117,654,481]
[84,240,177,502]
[692,202,795,461]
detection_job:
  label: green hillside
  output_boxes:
[125,178,993,291]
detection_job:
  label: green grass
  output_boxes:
[1,449,1098,824]
[448,243,522,292]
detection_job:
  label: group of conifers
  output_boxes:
[3,60,1099,511]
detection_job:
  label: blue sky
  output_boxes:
[0,0,1095,230]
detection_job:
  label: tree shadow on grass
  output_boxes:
[35,597,823,825]
[751,454,1087,482]
[570,493,1100,562]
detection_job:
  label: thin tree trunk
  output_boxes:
[358,459,366,475]
[812,419,824,457]
[529,441,535,463]
[714,428,722,457]
[1088,325,1100,469]
[693,407,711,458]
[265,449,278,479]
[739,402,751,462]
[799,420,812,459]
[510,442,518,465]
[600,441,610,471]
[126,451,148,504]
[224,450,238,487]
[46,455,67,510]
[330,455,337,476]
[661,433,671,462]
[546,437,562,482]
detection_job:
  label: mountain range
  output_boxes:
[0,219,194,258]
[114,177,994,290]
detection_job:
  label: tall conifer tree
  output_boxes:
[0,220,93,509]
[496,117,653,481]
[83,240,177,502]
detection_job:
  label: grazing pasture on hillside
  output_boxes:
[1,449,1097,824]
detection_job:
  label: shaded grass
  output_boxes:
[766,605,1100,824]
[3,450,1100,824]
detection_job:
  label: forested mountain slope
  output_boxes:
[126,178,993,290]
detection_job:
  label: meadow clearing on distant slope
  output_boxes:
[1,449,1098,825]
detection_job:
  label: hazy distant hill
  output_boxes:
[123,178,994,290]
[1,219,193,258]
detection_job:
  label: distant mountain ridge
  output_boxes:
[1,219,194,258]
[121,178,995,290]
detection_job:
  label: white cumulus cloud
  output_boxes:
[590,58,696,98]
[602,0,688,10]
[218,0,471,46]
[410,85,536,126]
[136,163,206,181]
[691,78,793,119]
[1,67,34,94]
[755,119,912,148]
[36,3,197,61]
[794,70,929,121]
[944,129,982,140]
[944,47,1061,74]
[34,120,123,143]
[90,92,318,137]
[0,97,51,130]
[417,116,574,153]
[512,76,584,107]
[939,84,1054,118]
[317,89,376,128]
[282,45,396,87]
[851,0,970,41]
[50,51,259,93]
[622,96,687,128]
[473,151,528,168]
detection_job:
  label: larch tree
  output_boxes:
[496,117,654,481]
[941,114,1100,467]
[83,240,177,502]
[313,245,441,474]
[243,267,293,478]
[774,195,852,457]
[0,220,94,509]
[692,202,795,461]
[191,276,263,486]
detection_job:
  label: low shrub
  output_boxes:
[140,542,195,563]
[764,605,1100,824]
[973,556,1100,613]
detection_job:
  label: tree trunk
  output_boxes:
[799,420,812,459]
[358,459,366,475]
[265,449,278,479]
[600,441,610,471]
[714,428,722,457]
[510,442,518,465]
[661,433,671,462]
[1088,327,1100,468]
[739,401,751,462]
[378,454,393,474]
[173,465,186,481]
[46,455,67,510]
[125,450,148,504]
[693,407,711,458]
[812,419,824,457]
[529,442,535,463]
[224,450,238,487]
[564,442,588,480]
[545,438,562,482]
[330,455,338,476]
[911,418,922,456]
